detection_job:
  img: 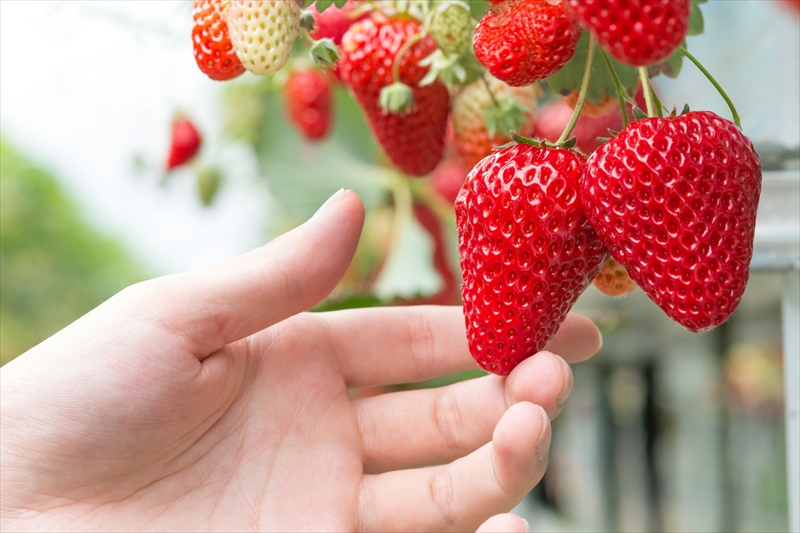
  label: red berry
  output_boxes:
[309,0,366,46]
[166,116,202,171]
[285,68,332,141]
[192,0,245,81]
[456,144,608,375]
[580,111,762,332]
[432,156,470,205]
[474,0,582,87]
[339,15,450,176]
[566,0,690,67]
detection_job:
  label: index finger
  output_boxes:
[319,306,602,387]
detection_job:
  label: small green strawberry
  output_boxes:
[429,1,472,56]
[227,0,301,76]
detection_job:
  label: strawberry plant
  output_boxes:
[177,0,761,376]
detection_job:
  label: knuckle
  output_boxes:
[433,387,468,461]
[429,468,459,532]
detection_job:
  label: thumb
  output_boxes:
[123,189,364,356]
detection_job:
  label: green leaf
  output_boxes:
[253,88,389,221]
[546,33,639,106]
[632,107,648,120]
[374,211,443,301]
[469,0,488,19]
[484,95,528,137]
[688,0,705,36]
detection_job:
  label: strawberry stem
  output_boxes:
[392,33,423,84]
[678,45,741,129]
[480,75,502,109]
[556,34,596,145]
[637,67,656,117]
[598,47,629,129]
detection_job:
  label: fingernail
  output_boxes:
[521,518,530,533]
[312,188,347,219]
[556,355,573,407]
[535,405,551,462]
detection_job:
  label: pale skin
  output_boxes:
[0,190,602,532]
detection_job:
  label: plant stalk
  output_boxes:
[679,45,741,128]
[638,67,656,117]
[557,33,596,145]
[599,47,629,128]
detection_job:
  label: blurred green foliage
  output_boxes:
[0,140,145,365]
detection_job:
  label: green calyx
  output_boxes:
[309,38,341,68]
[484,96,528,138]
[379,82,415,114]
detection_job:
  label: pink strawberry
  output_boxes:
[166,116,202,171]
[451,76,538,170]
[474,0,582,87]
[534,99,623,154]
[432,155,470,205]
[285,68,332,141]
[339,14,450,176]
[566,0,690,67]
[456,144,608,375]
[580,111,762,332]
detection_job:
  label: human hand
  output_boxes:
[0,190,602,532]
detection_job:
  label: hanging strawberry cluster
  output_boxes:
[189,0,763,376]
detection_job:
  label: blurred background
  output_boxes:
[1,1,798,531]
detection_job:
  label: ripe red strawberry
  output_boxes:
[166,116,202,171]
[192,0,245,81]
[451,76,538,169]
[309,0,367,46]
[580,111,762,332]
[474,0,582,87]
[566,0,690,67]
[456,144,608,375]
[285,68,332,141]
[339,15,450,176]
[593,257,637,297]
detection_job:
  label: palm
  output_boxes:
[1,192,602,532]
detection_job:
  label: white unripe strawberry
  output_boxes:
[227,0,301,76]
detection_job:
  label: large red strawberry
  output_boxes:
[339,14,450,176]
[456,144,608,375]
[192,0,245,81]
[166,116,202,171]
[285,68,332,141]
[566,0,690,67]
[580,111,762,332]
[474,0,582,87]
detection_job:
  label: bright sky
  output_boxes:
[1,1,798,277]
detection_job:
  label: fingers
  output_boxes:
[322,307,601,388]
[476,514,529,533]
[118,190,364,356]
[356,350,570,473]
[358,402,551,533]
